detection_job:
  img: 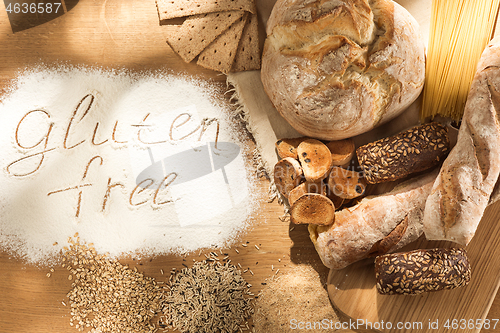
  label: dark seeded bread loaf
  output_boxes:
[357,122,450,184]
[375,248,471,295]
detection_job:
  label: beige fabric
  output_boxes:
[227,70,299,178]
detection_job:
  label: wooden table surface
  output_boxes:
[0,1,499,332]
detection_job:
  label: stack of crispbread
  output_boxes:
[156,0,261,74]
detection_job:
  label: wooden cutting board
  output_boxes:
[327,2,500,331]
[328,199,500,333]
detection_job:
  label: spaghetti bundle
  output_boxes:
[421,0,500,121]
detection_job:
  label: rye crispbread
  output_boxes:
[197,13,248,74]
[156,0,256,23]
[231,12,261,72]
[165,10,245,63]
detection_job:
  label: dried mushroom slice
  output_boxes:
[297,139,333,182]
[288,183,307,206]
[327,166,366,199]
[325,138,355,167]
[290,193,335,225]
[275,137,307,159]
[288,180,327,206]
[273,157,303,197]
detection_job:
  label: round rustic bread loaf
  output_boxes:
[261,0,425,140]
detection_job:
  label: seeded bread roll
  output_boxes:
[261,0,425,140]
[375,248,471,295]
[357,122,450,184]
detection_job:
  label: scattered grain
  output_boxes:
[62,237,162,333]
[162,259,254,333]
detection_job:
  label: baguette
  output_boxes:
[423,37,500,245]
[309,170,438,270]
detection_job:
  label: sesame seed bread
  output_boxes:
[260,0,425,140]
[309,169,438,270]
[357,122,450,184]
[423,36,500,245]
[375,248,471,295]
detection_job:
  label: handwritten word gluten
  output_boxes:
[8,93,219,177]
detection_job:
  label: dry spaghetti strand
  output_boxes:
[421,0,500,121]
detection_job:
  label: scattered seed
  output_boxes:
[62,236,162,333]
[163,259,254,332]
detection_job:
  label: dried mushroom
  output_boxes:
[275,137,307,159]
[297,139,333,182]
[327,166,366,199]
[325,138,355,167]
[290,193,335,226]
[273,157,303,198]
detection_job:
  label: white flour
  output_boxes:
[0,66,257,265]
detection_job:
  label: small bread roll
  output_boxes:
[375,248,471,295]
[261,0,425,140]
